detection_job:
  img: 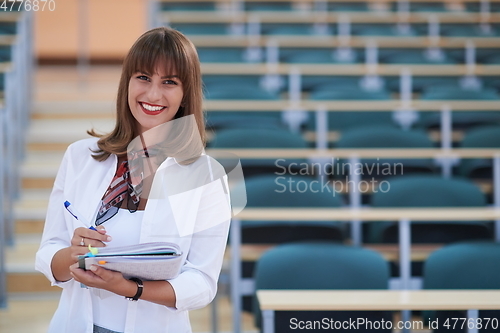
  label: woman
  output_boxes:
[35,27,231,333]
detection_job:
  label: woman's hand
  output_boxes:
[68,226,111,262]
[51,226,112,282]
[69,263,137,297]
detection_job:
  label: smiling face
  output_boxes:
[127,66,184,135]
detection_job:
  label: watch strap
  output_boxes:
[125,277,143,301]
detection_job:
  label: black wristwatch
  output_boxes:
[125,277,143,301]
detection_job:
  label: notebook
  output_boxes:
[78,242,183,281]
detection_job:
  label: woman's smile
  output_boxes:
[139,102,167,115]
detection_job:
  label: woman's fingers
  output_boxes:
[72,227,112,248]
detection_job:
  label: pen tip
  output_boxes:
[64,201,70,208]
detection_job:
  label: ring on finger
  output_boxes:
[80,238,85,246]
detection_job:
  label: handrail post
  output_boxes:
[349,156,362,247]
[230,218,242,333]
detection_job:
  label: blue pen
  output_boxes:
[64,201,97,231]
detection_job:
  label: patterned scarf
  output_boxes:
[95,159,142,226]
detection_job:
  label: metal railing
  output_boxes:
[0,10,34,309]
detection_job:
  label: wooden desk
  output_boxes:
[257,290,500,333]
[232,243,442,262]
[192,35,500,48]
[164,11,500,24]
[207,147,500,159]
[236,207,500,221]
[204,100,500,111]
[201,63,500,76]
[258,289,500,311]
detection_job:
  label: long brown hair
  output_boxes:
[88,27,205,161]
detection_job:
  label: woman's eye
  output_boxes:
[164,79,177,85]
[137,75,149,81]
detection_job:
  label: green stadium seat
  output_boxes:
[242,175,346,244]
[171,23,228,35]
[198,48,245,63]
[458,125,500,179]
[334,125,436,177]
[328,2,369,11]
[423,242,500,332]
[310,85,391,100]
[161,2,215,11]
[421,87,500,100]
[245,2,293,11]
[253,243,391,331]
[263,23,314,35]
[208,127,309,177]
[381,50,456,64]
[285,49,360,64]
[366,175,492,244]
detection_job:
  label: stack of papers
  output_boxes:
[78,242,183,280]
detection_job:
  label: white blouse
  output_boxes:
[91,208,144,332]
[35,138,232,333]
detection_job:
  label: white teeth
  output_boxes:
[141,103,164,112]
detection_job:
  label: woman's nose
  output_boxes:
[146,83,162,102]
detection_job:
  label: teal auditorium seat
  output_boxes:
[366,175,492,244]
[204,76,284,130]
[205,110,284,131]
[0,45,11,62]
[386,76,457,93]
[253,243,391,332]
[381,50,456,64]
[285,49,360,64]
[205,83,280,100]
[309,85,391,100]
[0,22,16,35]
[352,24,419,36]
[485,78,500,92]
[418,88,500,130]
[390,2,446,12]
[305,110,396,133]
[301,76,360,92]
[197,48,244,63]
[441,24,499,37]
[242,175,346,244]
[466,3,500,12]
[262,23,314,35]
[328,2,369,11]
[422,86,500,99]
[245,1,292,11]
[423,242,500,332]
[483,54,500,64]
[458,126,500,179]
[446,49,500,64]
[170,23,228,35]
[306,85,395,135]
[235,175,346,314]
[208,128,309,177]
[161,2,215,11]
[334,125,436,178]
[203,75,261,88]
